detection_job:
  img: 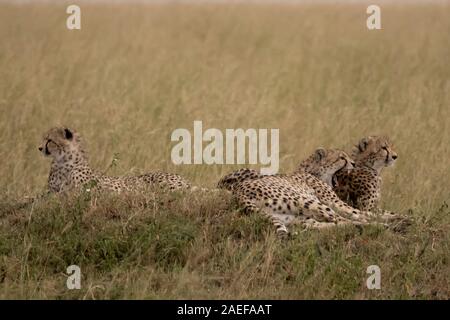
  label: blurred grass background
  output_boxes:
[0,2,449,299]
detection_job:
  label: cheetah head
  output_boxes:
[297,148,355,187]
[38,127,84,161]
[352,136,398,171]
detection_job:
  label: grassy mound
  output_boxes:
[1,190,448,299]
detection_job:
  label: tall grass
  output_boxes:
[0,2,449,299]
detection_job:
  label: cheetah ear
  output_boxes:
[64,128,73,140]
[314,148,327,161]
[357,137,371,152]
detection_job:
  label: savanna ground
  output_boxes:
[0,1,449,299]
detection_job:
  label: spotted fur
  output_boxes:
[333,136,397,214]
[38,127,191,193]
[218,148,379,237]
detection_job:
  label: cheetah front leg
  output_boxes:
[356,195,406,224]
[315,187,375,223]
[322,195,390,228]
[305,176,373,222]
[292,216,385,231]
[301,217,356,229]
[295,195,348,224]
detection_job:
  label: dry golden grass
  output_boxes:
[0,2,449,299]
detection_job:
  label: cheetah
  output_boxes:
[38,127,191,194]
[218,148,380,237]
[332,136,397,215]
